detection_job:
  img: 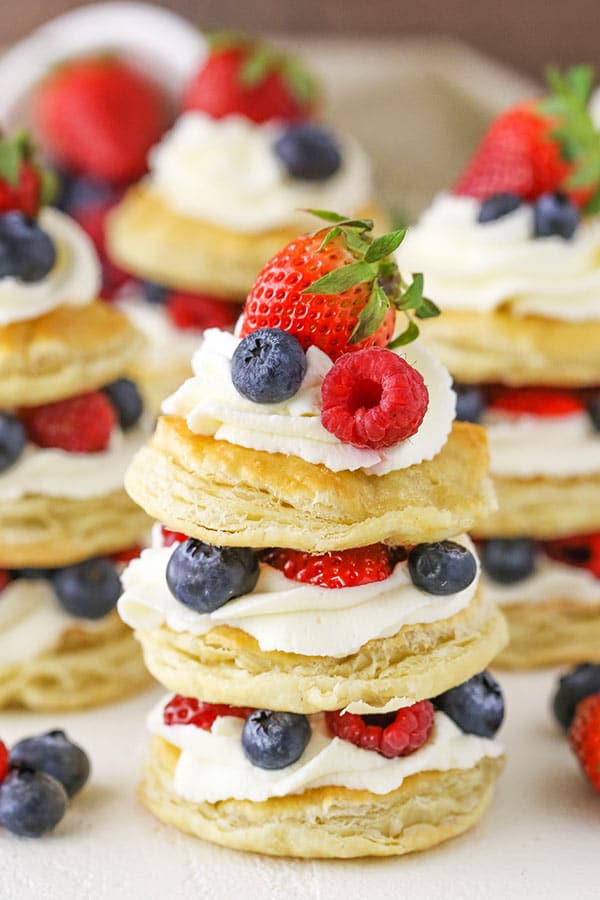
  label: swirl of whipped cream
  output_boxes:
[162,329,456,475]
[483,554,600,607]
[148,111,373,233]
[118,531,479,658]
[148,699,502,803]
[0,207,101,325]
[396,193,600,322]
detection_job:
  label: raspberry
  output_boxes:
[321,348,429,449]
[0,741,8,783]
[0,570,9,592]
[163,696,252,731]
[111,546,143,566]
[161,526,188,547]
[261,544,393,589]
[568,692,600,793]
[167,292,242,332]
[544,532,600,578]
[489,387,584,417]
[326,701,435,759]
[21,392,116,453]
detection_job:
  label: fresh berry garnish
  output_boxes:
[56,171,117,216]
[166,540,259,613]
[71,198,130,301]
[0,570,9,593]
[110,545,143,566]
[242,710,311,770]
[489,387,584,417]
[553,664,600,731]
[589,395,600,431]
[544,532,600,578]
[408,541,477,595]
[0,212,56,283]
[241,212,437,360]
[52,558,121,620]
[568,692,600,793]
[0,742,8,783]
[231,328,307,404]
[0,133,50,217]
[32,56,170,184]
[183,36,316,124]
[481,538,536,584]
[433,671,504,738]
[326,700,435,759]
[141,281,169,305]
[477,192,522,223]
[321,348,429,449]
[454,382,485,423]
[161,526,188,547]
[0,766,68,837]
[261,544,393,589]
[0,413,26,473]
[21,391,116,453]
[102,378,144,431]
[163,695,252,730]
[273,124,341,180]
[10,731,90,798]
[166,291,242,331]
[533,191,580,239]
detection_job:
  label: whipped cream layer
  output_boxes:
[118,532,479,658]
[163,329,456,475]
[484,410,600,478]
[149,699,502,803]
[118,297,204,371]
[396,193,600,322]
[149,111,373,233]
[0,420,149,501]
[484,555,600,607]
[0,208,101,325]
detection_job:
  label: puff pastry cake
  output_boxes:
[119,214,507,858]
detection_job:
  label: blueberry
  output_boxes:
[140,281,169,305]
[477,193,522,223]
[0,765,68,837]
[166,539,259,613]
[10,730,90,798]
[56,172,115,215]
[0,212,57,282]
[273,124,342,181]
[588,394,600,432]
[0,413,26,473]
[103,378,144,430]
[533,192,580,239]
[231,328,307,404]
[481,538,535,584]
[433,671,504,738]
[12,567,54,580]
[242,710,311,769]
[52,558,121,620]
[408,540,477,595]
[552,663,600,731]
[454,382,485,423]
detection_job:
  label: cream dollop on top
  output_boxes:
[396,193,600,322]
[0,207,101,325]
[483,554,600,606]
[148,111,373,233]
[148,698,502,803]
[162,329,456,475]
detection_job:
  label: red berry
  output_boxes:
[0,741,8,783]
[73,200,130,300]
[544,532,600,579]
[321,348,428,450]
[261,544,393,589]
[326,701,435,759]
[163,695,252,731]
[241,232,395,362]
[161,526,188,547]
[21,391,116,453]
[489,387,584,418]
[111,545,143,566]
[166,292,242,332]
[0,570,9,592]
[0,160,42,217]
[568,692,600,793]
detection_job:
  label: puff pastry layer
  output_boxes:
[495,598,600,669]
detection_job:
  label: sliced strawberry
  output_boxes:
[489,388,584,417]
[260,544,393,589]
[544,533,600,578]
[166,292,242,332]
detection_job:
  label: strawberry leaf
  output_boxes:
[388,317,419,348]
[415,296,440,319]
[0,138,23,187]
[281,57,317,106]
[349,282,390,344]
[306,209,349,223]
[240,47,274,87]
[303,260,376,295]
[318,226,342,251]
[584,188,600,214]
[395,273,424,311]
[364,228,406,263]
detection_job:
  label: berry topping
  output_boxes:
[160,526,188,547]
[231,328,307,404]
[568,692,600,793]
[454,382,485,423]
[0,570,8,593]
[553,664,600,731]
[0,212,56,283]
[326,700,435,758]
[110,545,143,566]
[433,671,504,738]
[321,348,429,449]
[544,532,600,578]
[163,695,251,730]
[166,540,259,613]
[0,133,50,217]
[489,387,584,418]
[477,192,522,223]
[52,558,121,620]
[408,541,478,595]
[0,766,68,837]
[481,538,536,584]
[589,394,600,431]
[273,124,341,180]
[10,731,90,798]
[0,742,8,783]
[21,391,116,453]
[533,192,580,239]
[0,413,26,473]
[56,170,117,216]
[166,291,242,332]
[70,196,130,301]
[242,710,311,770]
[141,281,169,305]
[261,544,393,589]
[102,378,144,431]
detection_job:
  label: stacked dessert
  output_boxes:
[119,213,507,857]
[107,35,383,411]
[0,135,150,710]
[396,67,600,667]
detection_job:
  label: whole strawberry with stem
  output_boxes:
[0,133,55,217]
[240,210,439,361]
[568,692,600,793]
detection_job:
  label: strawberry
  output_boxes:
[568,692,600,793]
[166,291,242,332]
[183,36,315,124]
[111,546,143,566]
[0,133,51,217]
[0,741,8,783]
[260,544,393,589]
[21,392,116,453]
[241,212,438,361]
[489,387,584,418]
[544,532,600,578]
[161,526,188,547]
[32,56,171,184]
